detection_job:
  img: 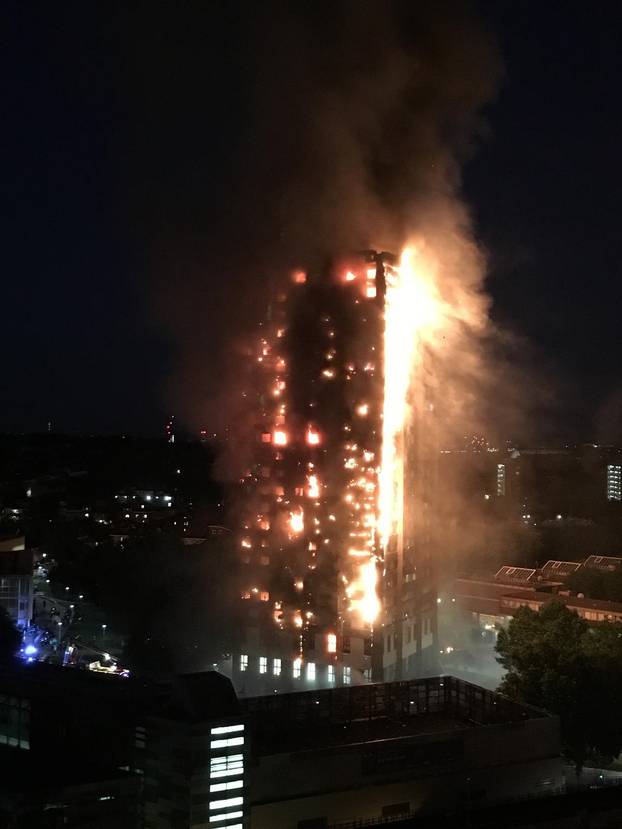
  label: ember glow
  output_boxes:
[289,508,304,534]
[236,245,447,665]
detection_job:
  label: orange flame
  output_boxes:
[306,426,320,445]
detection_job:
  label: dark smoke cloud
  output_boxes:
[113,0,502,436]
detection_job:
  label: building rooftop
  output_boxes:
[163,671,240,722]
[494,566,537,584]
[584,555,622,571]
[242,675,550,755]
[540,560,582,578]
[501,591,622,615]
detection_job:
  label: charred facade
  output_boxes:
[220,252,438,693]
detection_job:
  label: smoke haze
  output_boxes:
[116,0,509,438]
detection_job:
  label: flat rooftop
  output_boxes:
[242,675,549,755]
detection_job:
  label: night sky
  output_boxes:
[3,1,621,440]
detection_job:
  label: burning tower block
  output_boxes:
[223,250,438,694]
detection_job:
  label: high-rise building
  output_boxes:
[226,252,438,691]
[607,463,622,501]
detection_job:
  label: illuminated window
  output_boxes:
[292,658,302,679]
[209,796,244,810]
[239,654,248,672]
[327,633,337,653]
[211,725,244,735]
[496,463,506,496]
[273,658,281,676]
[260,591,270,602]
[210,736,244,749]
[210,779,243,793]
[306,662,316,681]
[259,656,267,674]
[343,666,351,685]
[327,665,335,683]
[210,754,243,779]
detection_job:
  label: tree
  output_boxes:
[496,601,622,773]
[0,607,20,662]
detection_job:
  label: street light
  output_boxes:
[102,624,107,644]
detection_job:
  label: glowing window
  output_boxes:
[210,737,244,749]
[327,665,335,683]
[343,666,351,685]
[210,754,243,779]
[209,796,244,811]
[239,655,248,672]
[210,779,243,793]
[327,633,337,653]
[211,725,244,735]
[259,657,267,674]
[260,591,270,602]
[273,658,281,676]
[292,658,302,679]
[306,662,316,681]
[208,809,244,822]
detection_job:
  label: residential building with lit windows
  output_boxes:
[0,663,564,829]
[232,252,439,692]
[220,623,372,696]
[607,463,622,501]
[140,672,247,829]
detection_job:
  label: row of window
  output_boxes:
[209,724,244,827]
[385,618,432,653]
[239,655,351,684]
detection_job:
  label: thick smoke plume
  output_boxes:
[129,0,505,441]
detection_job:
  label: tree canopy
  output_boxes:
[496,601,622,772]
